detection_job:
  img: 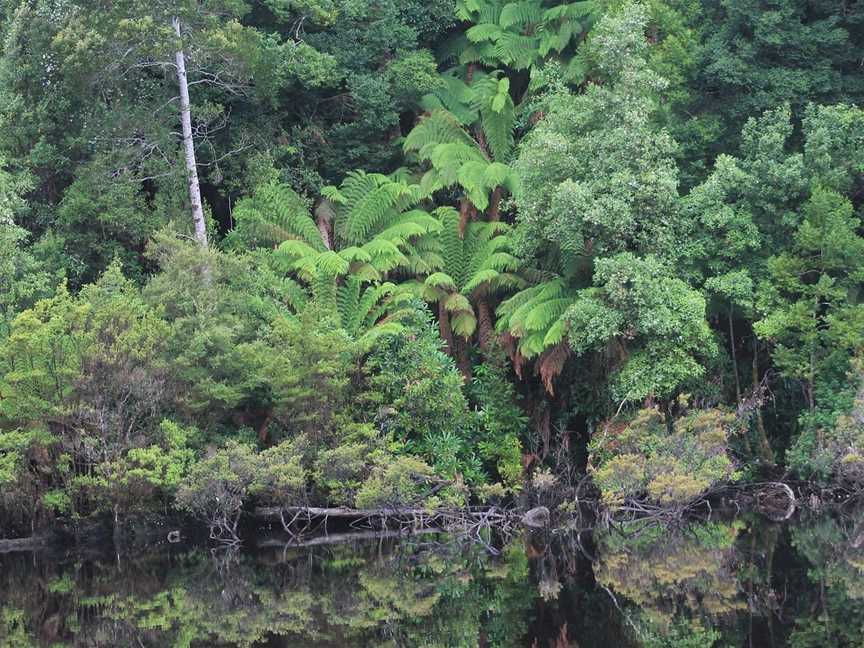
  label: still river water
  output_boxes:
[2,507,863,647]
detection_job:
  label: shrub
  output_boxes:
[175,441,259,541]
[355,456,465,510]
[313,441,377,505]
[470,348,528,490]
[366,304,482,483]
[250,437,308,509]
[589,407,738,507]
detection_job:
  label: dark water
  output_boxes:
[2,508,864,647]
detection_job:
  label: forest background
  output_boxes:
[1,0,863,537]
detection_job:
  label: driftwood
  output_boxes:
[754,482,797,521]
[0,536,46,553]
[253,505,518,543]
[257,526,444,551]
[522,506,551,529]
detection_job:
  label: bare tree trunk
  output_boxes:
[729,307,742,402]
[752,338,774,464]
[173,17,207,247]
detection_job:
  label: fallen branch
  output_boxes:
[256,526,444,550]
[0,536,47,554]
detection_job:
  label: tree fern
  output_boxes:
[471,74,516,160]
[228,181,325,251]
[420,72,478,125]
[418,210,523,341]
[406,108,520,215]
[500,1,544,28]
[449,0,598,72]
[496,277,578,358]
[404,111,477,157]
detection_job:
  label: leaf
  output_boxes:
[425,272,458,290]
[451,311,478,338]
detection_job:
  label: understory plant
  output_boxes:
[588,406,739,507]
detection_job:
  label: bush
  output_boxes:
[788,364,864,484]
[589,407,738,507]
[470,348,528,490]
[366,304,483,483]
[355,456,466,510]
[175,441,259,541]
[250,437,308,509]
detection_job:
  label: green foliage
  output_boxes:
[0,222,53,340]
[567,254,716,402]
[176,440,259,537]
[589,406,738,506]
[366,303,484,483]
[755,187,864,417]
[265,303,358,442]
[515,3,684,262]
[143,235,293,424]
[418,209,522,339]
[453,0,601,75]
[787,362,864,483]
[470,348,528,488]
[355,455,464,509]
[3,0,864,528]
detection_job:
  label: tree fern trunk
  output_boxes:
[315,202,332,250]
[458,198,476,237]
[455,337,472,381]
[487,186,503,222]
[438,301,454,357]
[477,299,495,350]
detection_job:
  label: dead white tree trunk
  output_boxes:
[173,16,207,247]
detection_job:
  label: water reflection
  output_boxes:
[3,509,864,647]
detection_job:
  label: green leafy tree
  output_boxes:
[755,188,864,449]
[366,303,484,484]
[514,3,684,262]
[567,253,716,404]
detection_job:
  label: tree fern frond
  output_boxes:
[444,292,474,313]
[523,297,573,330]
[355,322,405,353]
[457,161,493,211]
[481,99,516,161]
[338,246,373,264]
[451,311,478,338]
[519,331,549,358]
[232,181,324,250]
[499,1,543,28]
[425,272,458,290]
[493,32,540,69]
[466,22,504,43]
[542,317,568,347]
[497,284,545,324]
[405,110,477,156]
[483,162,515,188]
[316,250,352,276]
[462,268,501,293]
[543,0,599,21]
[277,238,323,260]
[320,185,347,204]
[349,263,383,282]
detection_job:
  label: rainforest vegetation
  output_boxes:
[0,0,863,539]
